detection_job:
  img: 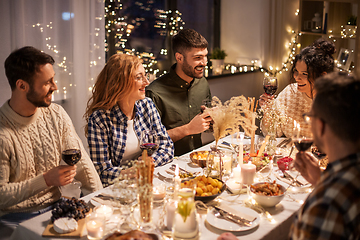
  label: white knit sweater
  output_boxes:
[0,101,102,215]
[261,83,313,138]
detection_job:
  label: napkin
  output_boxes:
[217,203,257,222]
[275,170,309,186]
[91,193,121,207]
[226,179,247,194]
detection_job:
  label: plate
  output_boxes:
[275,170,311,188]
[160,167,201,179]
[206,207,260,232]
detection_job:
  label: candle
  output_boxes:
[94,205,113,221]
[153,184,166,201]
[166,199,177,229]
[241,162,256,185]
[233,164,241,182]
[237,132,244,165]
[86,213,105,240]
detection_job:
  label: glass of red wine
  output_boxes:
[292,122,314,152]
[140,130,159,157]
[60,139,82,198]
[263,76,278,96]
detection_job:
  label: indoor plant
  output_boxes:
[210,48,227,75]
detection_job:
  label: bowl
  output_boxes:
[249,182,286,207]
[190,151,209,168]
[194,179,226,203]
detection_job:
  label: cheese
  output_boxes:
[53,217,78,234]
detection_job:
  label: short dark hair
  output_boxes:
[4,46,55,90]
[172,29,208,55]
[313,72,360,143]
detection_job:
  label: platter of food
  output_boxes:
[182,176,226,203]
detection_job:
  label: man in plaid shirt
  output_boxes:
[290,72,360,239]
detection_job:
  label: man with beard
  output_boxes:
[0,46,102,238]
[146,29,212,156]
[289,71,360,238]
[217,72,360,240]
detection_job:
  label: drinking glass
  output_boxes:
[114,178,137,233]
[263,76,278,96]
[140,130,159,156]
[59,138,82,198]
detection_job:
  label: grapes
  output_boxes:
[51,197,90,223]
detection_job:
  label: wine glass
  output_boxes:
[287,122,313,186]
[263,77,278,96]
[59,138,82,198]
[114,178,138,233]
[140,130,159,156]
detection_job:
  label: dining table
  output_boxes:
[10,133,312,240]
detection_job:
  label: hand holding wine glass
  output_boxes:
[263,76,278,96]
[259,77,278,108]
[140,130,159,156]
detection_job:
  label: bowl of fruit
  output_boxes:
[182,175,226,203]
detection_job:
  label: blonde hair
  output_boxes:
[84,53,142,135]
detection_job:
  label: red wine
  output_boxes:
[294,139,313,152]
[62,149,81,166]
[140,143,159,156]
[264,85,278,95]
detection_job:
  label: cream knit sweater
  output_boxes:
[261,83,313,138]
[0,101,102,215]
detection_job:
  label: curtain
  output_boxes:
[0,0,105,148]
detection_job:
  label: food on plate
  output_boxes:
[250,181,284,196]
[183,176,223,197]
[53,217,78,234]
[277,156,293,172]
[51,197,90,223]
[190,151,209,160]
[105,230,154,240]
[179,172,194,178]
[242,150,272,171]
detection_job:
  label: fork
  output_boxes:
[213,208,251,227]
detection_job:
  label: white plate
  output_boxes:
[275,170,311,188]
[206,207,260,232]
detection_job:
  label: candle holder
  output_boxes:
[153,184,166,203]
[172,180,200,240]
[205,146,234,182]
[86,212,106,240]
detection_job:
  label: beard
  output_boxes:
[181,58,205,79]
[26,86,52,108]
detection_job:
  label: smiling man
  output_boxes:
[146,29,212,156]
[0,46,102,238]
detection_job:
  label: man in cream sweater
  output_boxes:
[0,46,103,237]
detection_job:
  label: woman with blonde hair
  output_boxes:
[85,53,173,186]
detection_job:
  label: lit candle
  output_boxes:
[86,213,105,240]
[241,162,256,185]
[237,132,244,165]
[174,164,181,197]
[94,205,113,221]
[153,185,166,201]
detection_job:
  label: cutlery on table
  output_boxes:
[276,138,292,148]
[213,206,256,224]
[212,207,252,227]
[283,171,305,187]
[169,164,200,175]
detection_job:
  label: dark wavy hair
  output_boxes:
[290,39,335,98]
[172,29,208,55]
[313,72,360,143]
[4,46,55,90]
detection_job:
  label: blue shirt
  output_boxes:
[87,97,174,186]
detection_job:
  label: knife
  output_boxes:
[283,171,305,186]
[213,206,256,225]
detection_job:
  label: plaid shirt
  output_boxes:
[88,97,174,186]
[290,152,360,239]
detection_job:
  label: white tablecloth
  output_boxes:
[10,134,309,240]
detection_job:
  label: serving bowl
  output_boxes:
[249,182,286,207]
[190,151,209,168]
[195,179,226,203]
